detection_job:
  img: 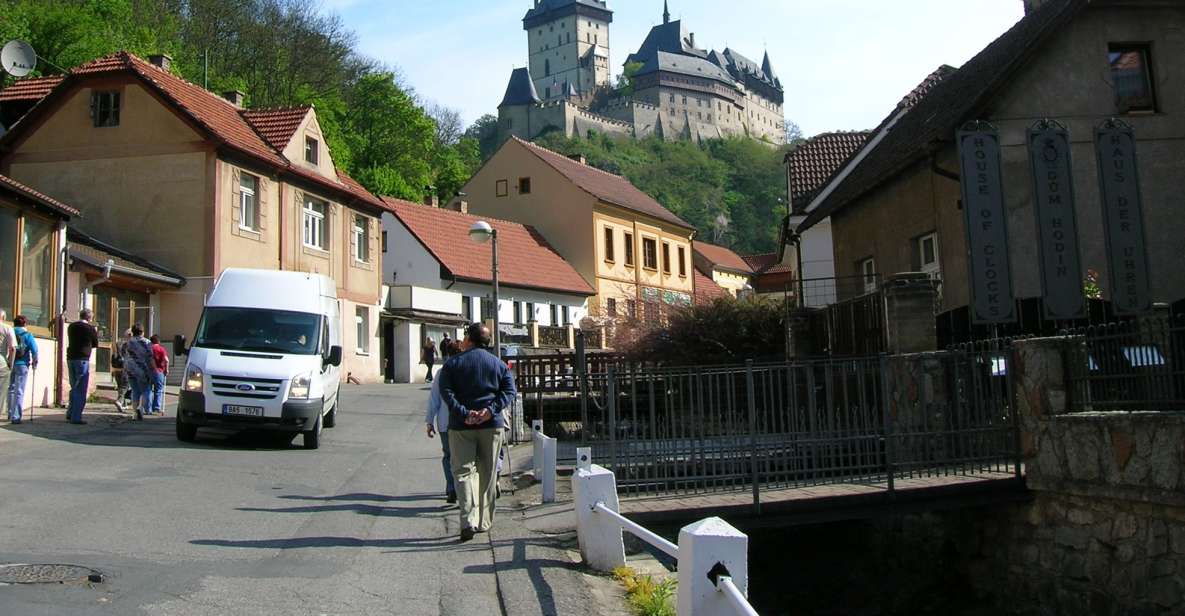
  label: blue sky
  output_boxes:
[326,0,1026,137]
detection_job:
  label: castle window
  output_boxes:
[545,59,550,76]
[669,94,675,103]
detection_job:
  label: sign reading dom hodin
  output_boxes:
[958,125,1016,324]
[1095,120,1151,316]
[1028,120,1085,320]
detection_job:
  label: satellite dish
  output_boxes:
[1,40,37,78]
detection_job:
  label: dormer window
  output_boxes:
[91,91,120,127]
[305,137,319,165]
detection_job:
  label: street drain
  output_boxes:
[0,564,103,585]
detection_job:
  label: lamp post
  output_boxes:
[468,220,500,357]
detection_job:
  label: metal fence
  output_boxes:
[1063,316,1185,412]
[581,347,1019,500]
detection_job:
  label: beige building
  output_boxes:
[797,0,1185,343]
[0,52,387,382]
[692,241,753,297]
[462,137,696,322]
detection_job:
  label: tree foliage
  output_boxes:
[531,131,792,254]
[0,0,480,201]
[620,297,787,366]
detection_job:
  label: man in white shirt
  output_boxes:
[0,309,15,418]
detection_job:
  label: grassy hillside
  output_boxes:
[532,132,792,255]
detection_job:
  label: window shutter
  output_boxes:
[258,177,268,232]
[230,168,242,226]
[369,218,376,263]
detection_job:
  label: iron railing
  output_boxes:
[538,325,570,348]
[582,347,1019,500]
[1063,316,1185,412]
[793,274,881,309]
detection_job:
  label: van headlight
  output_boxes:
[184,366,204,392]
[288,373,312,400]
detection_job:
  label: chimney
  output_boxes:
[568,153,587,165]
[148,54,172,72]
[223,90,246,108]
[424,192,440,208]
[689,33,696,49]
[453,199,469,214]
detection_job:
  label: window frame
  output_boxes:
[606,298,617,317]
[513,300,524,325]
[496,179,508,197]
[860,258,877,294]
[678,246,687,278]
[238,172,260,232]
[916,232,940,276]
[526,302,536,323]
[0,204,60,337]
[642,237,659,271]
[549,304,559,326]
[305,136,319,165]
[355,306,370,355]
[518,177,532,194]
[603,226,615,263]
[90,90,121,128]
[302,197,328,251]
[562,305,571,326]
[623,232,635,267]
[661,242,672,275]
[1108,43,1157,114]
[353,214,370,263]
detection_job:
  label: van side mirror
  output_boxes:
[174,334,188,356]
[326,345,343,367]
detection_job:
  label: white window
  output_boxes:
[353,215,369,263]
[355,306,370,355]
[305,137,319,164]
[303,197,327,250]
[239,173,259,231]
[917,233,940,276]
[861,258,877,294]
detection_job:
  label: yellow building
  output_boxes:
[0,52,387,382]
[692,241,754,297]
[462,137,695,322]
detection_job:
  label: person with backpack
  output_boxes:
[6,315,38,424]
[122,324,154,420]
[0,309,16,419]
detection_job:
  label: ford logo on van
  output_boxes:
[236,383,256,392]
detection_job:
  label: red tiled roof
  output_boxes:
[382,197,596,296]
[899,64,958,109]
[694,269,730,304]
[742,252,792,275]
[0,172,80,217]
[786,132,871,209]
[0,75,64,102]
[693,241,752,274]
[241,106,311,151]
[4,52,383,211]
[512,137,693,230]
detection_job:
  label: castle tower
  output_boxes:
[522,0,613,101]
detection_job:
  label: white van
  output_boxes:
[174,268,343,449]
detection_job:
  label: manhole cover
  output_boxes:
[0,564,103,584]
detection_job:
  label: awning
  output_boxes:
[67,229,186,290]
[382,308,468,328]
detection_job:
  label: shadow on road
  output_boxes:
[464,537,583,616]
[0,417,312,451]
[190,535,479,551]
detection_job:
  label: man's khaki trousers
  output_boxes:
[449,428,502,532]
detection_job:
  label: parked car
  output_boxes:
[173,268,343,449]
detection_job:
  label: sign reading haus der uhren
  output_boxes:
[1095,119,1152,316]
[1028,120,1085,320]
[958,123,1016,324]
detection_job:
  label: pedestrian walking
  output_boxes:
[6,315,38,424]
[65,309,99,424]
[150,335,169,414]
[440,333,453,360]
[111,330,131,412]
[438,324,517,541]
[425,339,458,504]
[0,309,15,420]
[421,338,437,383]
[122,324,154,420]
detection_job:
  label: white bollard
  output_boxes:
[572,464,626,571]
[677,517,749,616]
[531,419,544,478]
[576,447,592,471]
[541,435,557,503]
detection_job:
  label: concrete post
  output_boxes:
[531,419,544,478]
[541,434,557,503]
[576,447,592,471]
[677,517,749,616]
[566,325,576,350]
[881,272,939,354]
[572,464,626,571]
[785,307,814,360]
[530,321,540,349]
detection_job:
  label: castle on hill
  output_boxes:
[497,0,787,145]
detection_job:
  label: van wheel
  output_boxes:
[303,414,322,450]
[324,403,337,428]
[177,417,197,443]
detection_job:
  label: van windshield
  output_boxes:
[194,308,322,355]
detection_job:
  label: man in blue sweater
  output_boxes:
[438,323,516,541]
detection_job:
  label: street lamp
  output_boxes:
[468,220,500,357]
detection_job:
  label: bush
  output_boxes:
[613,566,676,616]
[619,297,787,366]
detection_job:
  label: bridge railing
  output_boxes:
[572,448,759,616]
[579,346,1020,501]
[1061,315,1185,412]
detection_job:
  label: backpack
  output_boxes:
[14,330,32,364]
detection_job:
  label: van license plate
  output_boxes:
[223,405,264,417]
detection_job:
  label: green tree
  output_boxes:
[615,61,644,96]
[464,114,502,161]
[337,72,436,200]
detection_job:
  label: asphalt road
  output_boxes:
[0,384,508,615]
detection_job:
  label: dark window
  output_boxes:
[662,242,671,274]
[1109,45,1155,112]
[643,238,658,270]
[481,297,494,321]
[678,246,687,277]
[606,298,617,317]
[624,232,635,266]
[464,297,474,322]
[513,301,523,325]
[382,231,388,254]
[626,299,637,319]
[305,137,319,164]
[496,179,508,197]
[91,91,120,127]
[603,227,615,262]
[519,177,532,194]
[526,302,536,323]
[545,59,551,77]
[550,304,558,325]
[562,306,571,325]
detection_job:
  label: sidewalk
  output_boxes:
[0,399,172,448]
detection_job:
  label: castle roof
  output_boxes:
[523,0,612,29]
[716,48,780,91]
[625,19,707,67]
[636,51,735,86]
[499,67,541,108]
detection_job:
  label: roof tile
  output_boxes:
[0,172,80,217]
[693,241,753,274]
[0,75,64,102]
[786,132,872,209]
[694,269,730,304]
[240,106,311,151]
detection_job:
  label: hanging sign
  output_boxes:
[1027,120,1085,320]
[1094,119,1152,315]
[958,122,1016,324]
